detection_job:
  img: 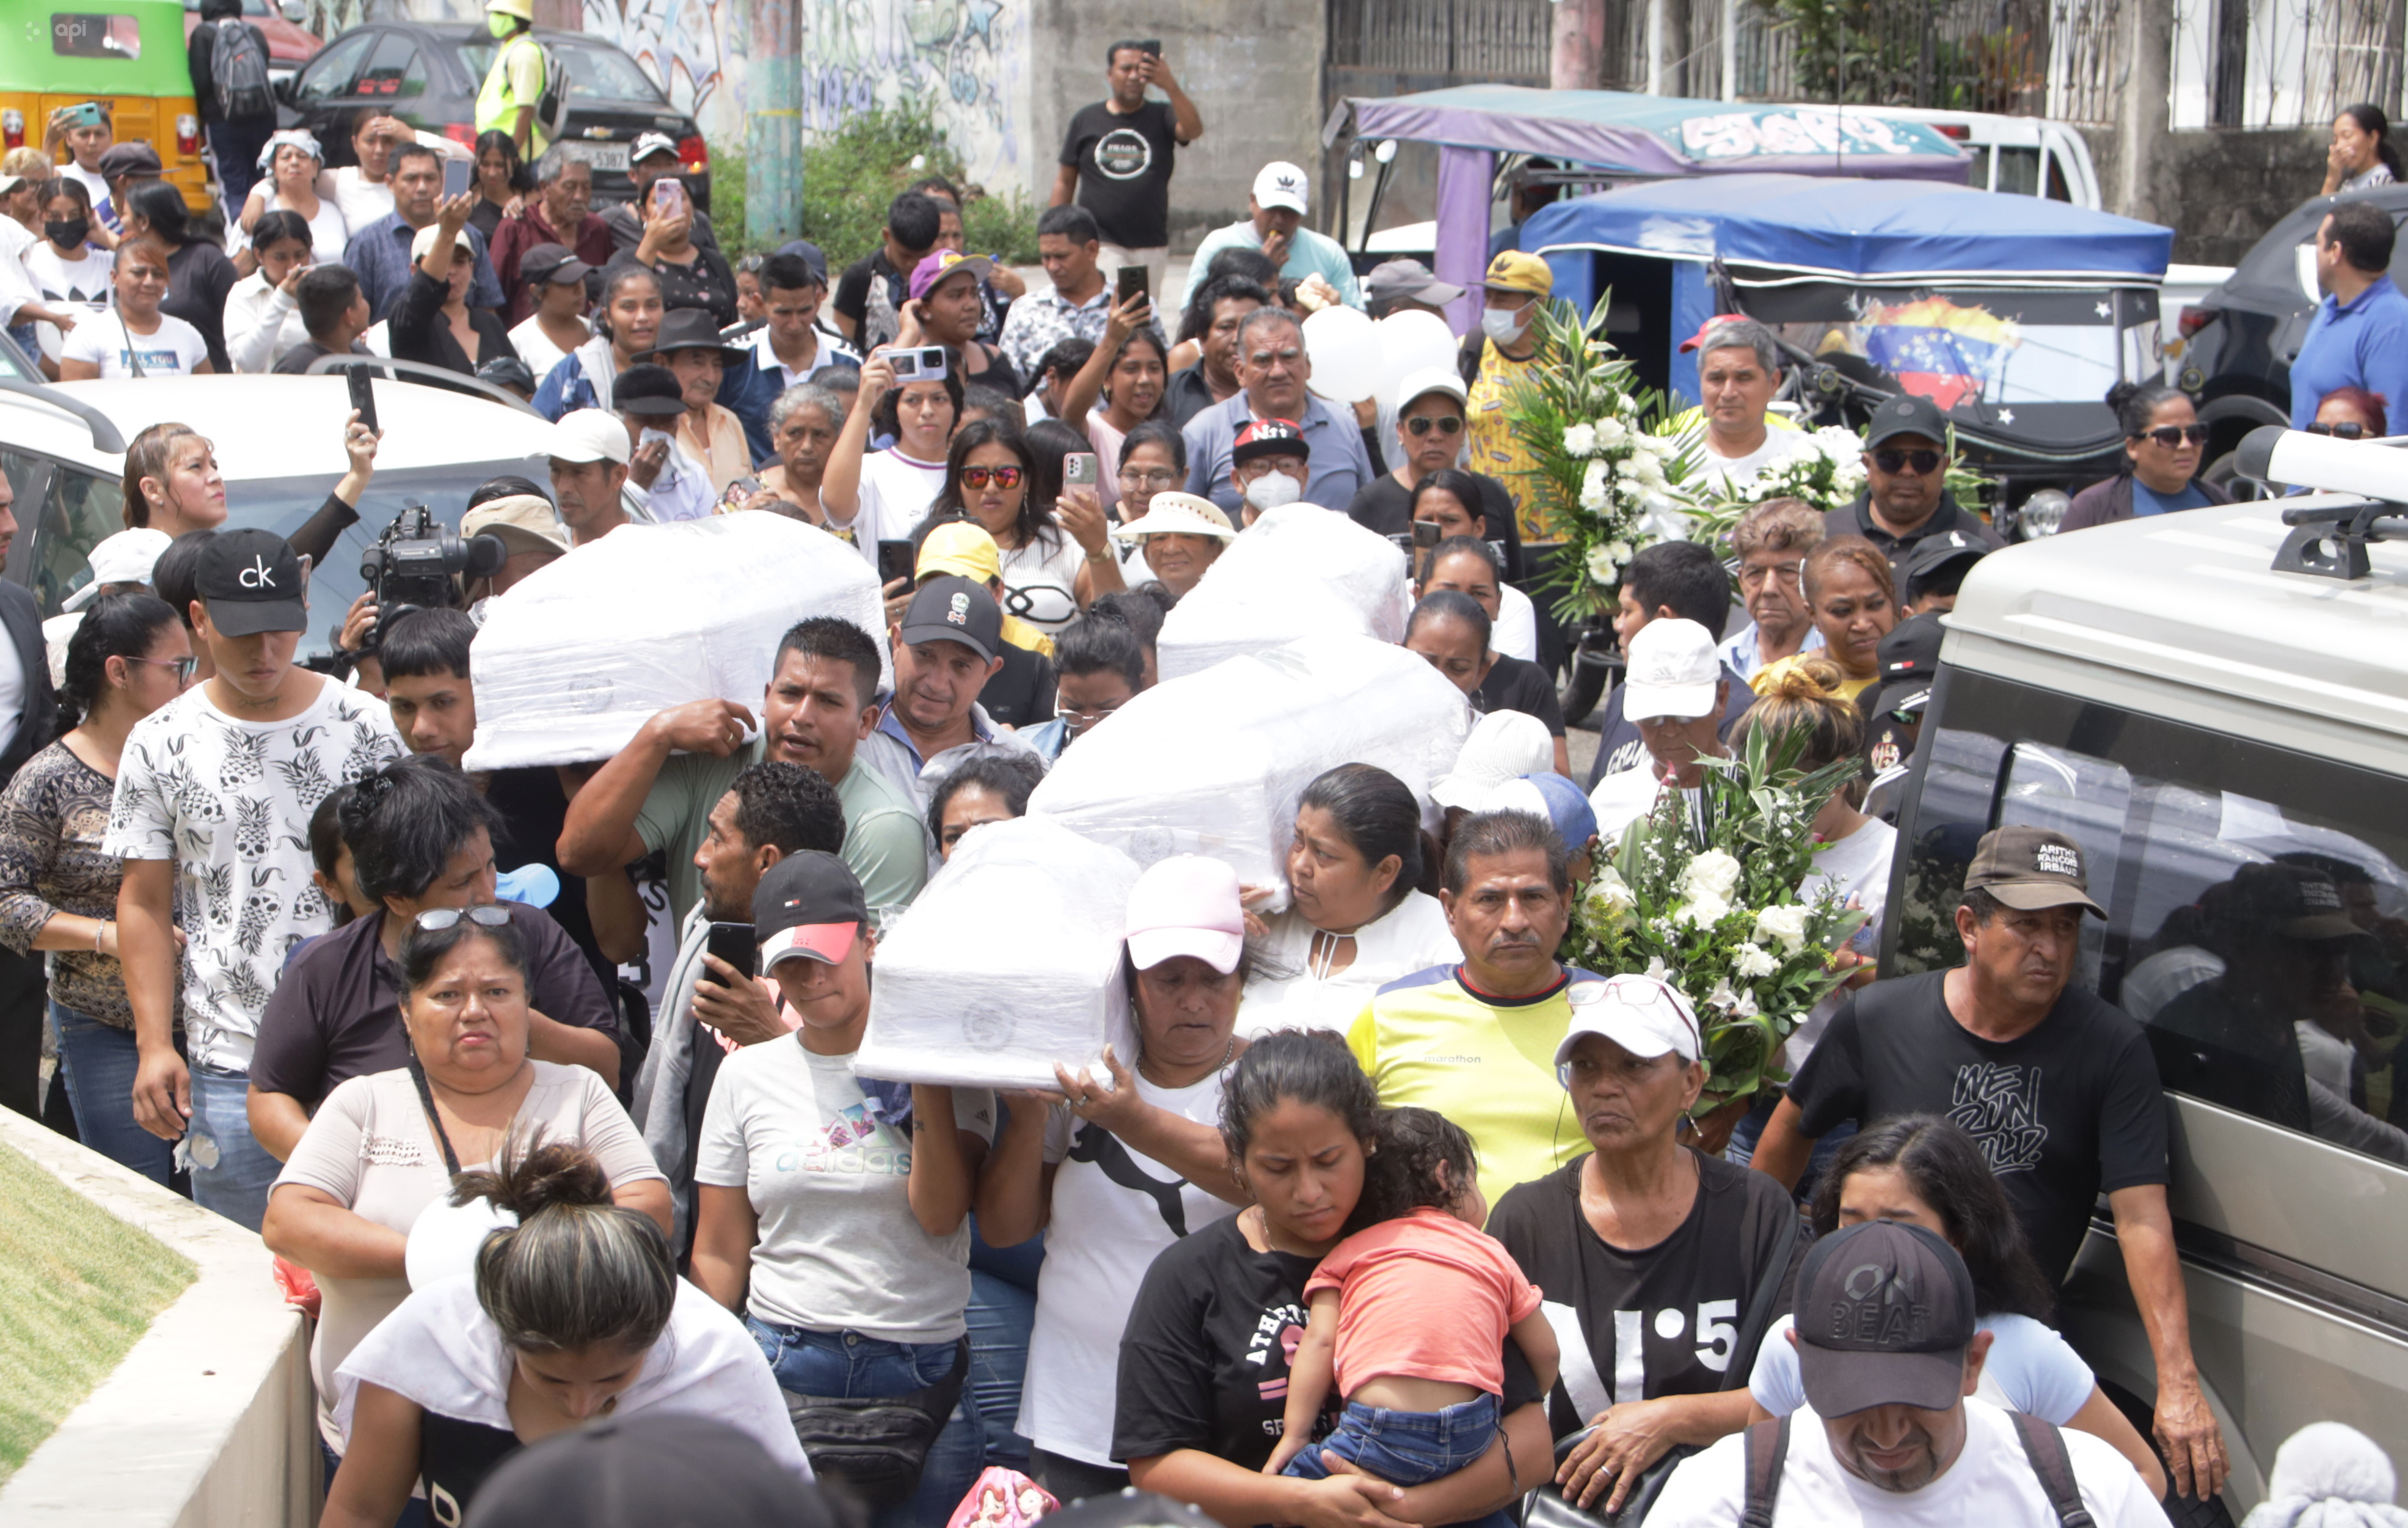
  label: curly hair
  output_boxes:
[1350,1106,1478,1229]
[727,759,845,859]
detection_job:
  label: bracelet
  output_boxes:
[94,919,108,954]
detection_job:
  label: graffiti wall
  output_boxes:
[800,0,1032,191]
[582,0,734,126]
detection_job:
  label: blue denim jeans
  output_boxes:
[966,1267,1035,1468]
[1724,1094,1857,1202]
[746,1317,984,1528]
[52,1003,172,1186]
[1284,1392,1501,1489]
[186,1064,280,1232]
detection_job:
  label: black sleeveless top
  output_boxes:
[418,1411,522,1526]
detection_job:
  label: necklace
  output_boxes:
[1137,1034,1236,1089]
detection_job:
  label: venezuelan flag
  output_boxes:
[1858,296,2023,411]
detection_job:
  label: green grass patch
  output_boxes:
[0,1140,195,1483]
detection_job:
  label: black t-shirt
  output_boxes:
[618,246,738,329]
[1479,654,1564,737]
[1162,364,1222,430]
[483,764,610,988]
[1786,970,2170,1285]
[1487,1152,1804,1437]
[1060,100,1180,250]
[980,642,1057,730]
[1585,663,1756,786]
[1114,1214,1541,1469]
[1344,472,1527,581]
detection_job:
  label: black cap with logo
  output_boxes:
[1900,528,1990,605]
[753,850,871,968]
[1860,610,1945,776]
[1963,824,2105,916]
[898,573,1001,664]
[1232,417,1308,467]
[1865,392,1950,449]
[195,528,307,637]
[2228,862,2368,943]
[1793,1221,1979,1417]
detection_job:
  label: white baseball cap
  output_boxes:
[1125,855,1246,974]
[1621,618,1722,723]
[409,222,475,265]
[1431,709,1554,810]
[63,527,173,610]
[631,131,680,164]
[1395,365,1469,413]
[538,409,632,466]
[1253,161,1310,216]
[1554,974,1703,1070]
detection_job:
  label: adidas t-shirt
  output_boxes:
[61,310,210,377]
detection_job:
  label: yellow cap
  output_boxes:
[916,521,1002,585]
[487,0,535,20]
[1481,250,1553,299]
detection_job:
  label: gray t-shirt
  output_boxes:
[696,1034,993,1341]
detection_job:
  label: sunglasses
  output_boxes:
[959,465,1023,489]
[2134,424,2209,447]
[128,654,198,684]
[414,905,512,933]
[1870,448,1942,475]
[2306,421,2369,439]
[1404,415,1464,437]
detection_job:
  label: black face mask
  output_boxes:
[46,217,89,249]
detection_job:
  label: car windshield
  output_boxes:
[1743,282,2161,408]
[456,35,666,103]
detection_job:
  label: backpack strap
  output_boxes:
[2008,1411,2098,1528]
[1739,1416,1790,1528]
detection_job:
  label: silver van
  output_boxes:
[1890,496,2408,1515]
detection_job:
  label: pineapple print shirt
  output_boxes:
[105,677,404,1072]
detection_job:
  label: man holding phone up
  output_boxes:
[1053,40,1203,298]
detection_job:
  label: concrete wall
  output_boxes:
[2082,124,2326,266]
[0,1112,313,1528]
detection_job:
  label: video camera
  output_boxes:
[2235,424,2408,580]
[356,503,508,649]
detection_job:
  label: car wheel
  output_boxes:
[2201,450,2267,503]
[1560,651,1609,726]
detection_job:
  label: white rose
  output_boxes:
[1586,544,1621,582]
[1617,459,1643,483]
[1585,866,1636,925]
[1753,902,1812,956]
[1594,416,1629,450]
[1733,941,1779,980]
[1674,891,1729,930]
[1680,849,1743,904]
[1605,539,1634,564]
[1633,452,1666,488]
[1579,460,1610,512]
[1563,423,1598,458]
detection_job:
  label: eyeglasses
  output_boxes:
[1404,415,1464,437]
[2134,424,2209,447]
[128,654,197,684]
[1736,560,1804,590]
[414,905,511,933]
[958,466,1023,489]
[1117,467,1179,488]
[2307,421,2370,439]
[1870,448,1942,475]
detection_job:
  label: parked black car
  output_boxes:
[2177,183,2408,488]
[273,22,710,210]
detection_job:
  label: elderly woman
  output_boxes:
[263,908,669,1490]
[1485,974,1807,1516]
[977,855,1255,1501]
[247,130,348,263]
[2063,382,2229,532]
[1750,536,1895,704]
[1236,764,1458,1038]
[1108,486,1233,600]
[1115,1029,1552,1526]
[751,382,847,521]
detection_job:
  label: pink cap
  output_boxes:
[1125,855,1246,974]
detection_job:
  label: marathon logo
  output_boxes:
[2035,843,2081,877]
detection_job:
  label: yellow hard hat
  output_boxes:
[486,0,535,21]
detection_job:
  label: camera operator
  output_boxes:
[332,498,512,696]
[457,478,569,621]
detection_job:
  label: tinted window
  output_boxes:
[357,31,423,101]
[1899,668,2408,1166]
[294,28,374,105]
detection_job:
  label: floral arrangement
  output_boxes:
[1562,723,1870,1114]
[1498,294,1701,619]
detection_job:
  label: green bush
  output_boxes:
[800,104,1042,271]
[708,141,748,255]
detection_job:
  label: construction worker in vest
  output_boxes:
[477,0,547,158]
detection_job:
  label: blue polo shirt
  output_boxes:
[2289,274,2408,429]
[1181,392,1374,517]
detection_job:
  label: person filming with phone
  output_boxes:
[346,142,506,323]
[622,168,739,329]
[1053,39,1203,299]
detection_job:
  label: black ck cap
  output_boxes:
[1901,529,1989,604]
[898,572,1001,665]
[1963,824,2105,916]
[1865,392,1950,449]
[1793,1221,1978,1417]
[195,528,307,637]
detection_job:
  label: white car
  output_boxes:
[0,375,558,658]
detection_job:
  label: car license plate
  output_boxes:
[564,142,629,174]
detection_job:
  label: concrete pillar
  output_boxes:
[744,0,800,247]
[1553,0,1606,89]
[2115,0,2172,222]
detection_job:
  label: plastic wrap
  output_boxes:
[1155,504,1415,682]
[461,515,891,771]
[856,817,1141,1091]
[1027,634,1473,910]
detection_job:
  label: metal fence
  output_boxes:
[1324,0,1554,78]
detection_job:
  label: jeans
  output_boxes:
[966,1219,1043,1467]
[207,118,274,211]
[186,1064,279,1231]
[747,1317,984,1528]
[1724,1094,1857,1203]
[53,1003,171,1185]
[1285,1393,1501,1489]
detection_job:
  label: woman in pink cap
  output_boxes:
[976,853,1256,1502]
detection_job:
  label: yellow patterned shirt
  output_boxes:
[1464,338,1550,538]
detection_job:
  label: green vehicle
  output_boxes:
[2,0,214,210]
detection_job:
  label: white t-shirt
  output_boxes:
[1787,817,1897,1070]
[104,678,405,1070]
[1648,1396,2169,1527]
[1020,1069,1239,1465]
[835,448,947,574]
[695,1034,994,1342]
[1749,1314,2096,1425]
[1687,425,1806,499]
[280,194,350,265]
[272,1061,666,1446]
[22,241,114,304]
[1238,893,1461,1038]
[62,310,210,377]
[1495,582,1539,663]
[507,312,586,379]
[327,166,393,233]
[1589,766,1682,844]
[999,527,1086,634]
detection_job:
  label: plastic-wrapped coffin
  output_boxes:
[1024,633,1474,910]
[461,514,891,772]
[856,817,1142,1091]
[1155,502,1415,682]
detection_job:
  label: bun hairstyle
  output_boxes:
[58,592,177,729]
[2105,380,2188,442]
[456,1140,676,1356]
[1298,763,1428,910]
[1731,656,1870,802]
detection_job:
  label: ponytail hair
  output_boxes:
[2343,102,2402,177]
[58,592,178,731]
[458,1140,676,1356]
[120,422,208,529]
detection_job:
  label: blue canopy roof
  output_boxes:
[1519,174,2175,282]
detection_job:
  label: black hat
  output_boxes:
[774,238,831,286]
[613,363,688,417]
[1793,1221,1979,1417]
[517,242,591,289]
[1231,417,1308,467]
[1964,824,2104,916]
[195,528,307,637]
[2227,863,2368,943]
[98,142,163,179]
[464,1414,839,1528]
[1860,612,1944,775]
[476,356,536,393]
[1876,609,1944,689]
[898,574,1001,664]
[1864,392,1950,450]
[753,850,870,968]
[636,307,747,365]
[1900,529,1989,604]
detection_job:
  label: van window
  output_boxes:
[2046,151,2073,203]
[1898,667,2408,1166]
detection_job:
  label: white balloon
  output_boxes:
[1302,305,1381,407]
[1374,309,1462,412]
[404,1193,520,1291]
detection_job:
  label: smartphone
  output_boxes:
[59,101,105,131]
[887,345,949,381]
[651,177,687,218]
[1065,452,1099,489]
[877,538,916,587]
[1412,519,1442,550]
[346,366,377,434]
[704,921,759,982]
[1139,38,1161,55]
[1114,266,1149,307]
[442,156,471,199]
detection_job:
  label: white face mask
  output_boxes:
[1481,305,1530,344]
[1242,470,1304,513]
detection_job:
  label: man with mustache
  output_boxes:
[1345,809,1599,1209]
[1749,826,2228,1513]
